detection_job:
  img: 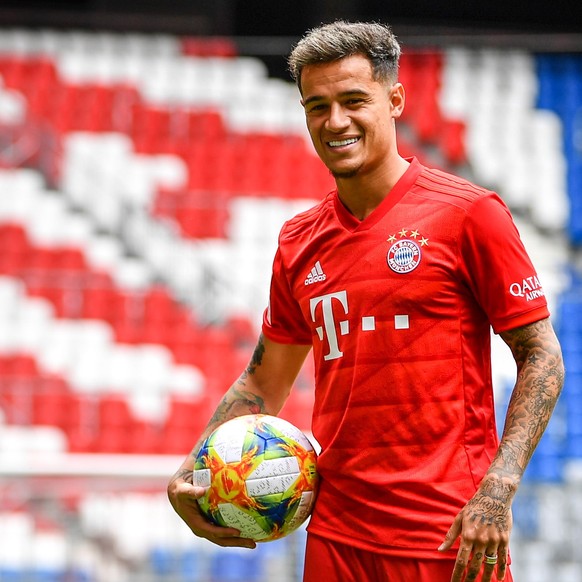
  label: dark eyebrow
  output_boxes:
[303,89,369,107]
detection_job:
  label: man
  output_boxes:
[168,20,564,582]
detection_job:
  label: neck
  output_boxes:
[336,155,410,220]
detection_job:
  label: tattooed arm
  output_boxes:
[440,317,564,582]
[167,333,311,548]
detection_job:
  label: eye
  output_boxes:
[306,103,328,114]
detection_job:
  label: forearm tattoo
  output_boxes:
[187,387,266,459]
[214,336,266,421]
[237,334,266,386]
[169,467,193,487]
[186,336,268,460]
[209,387,266,424]
[461,320,564,533]
[492,318,564,482]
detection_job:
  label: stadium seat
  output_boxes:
[209,548,264,582]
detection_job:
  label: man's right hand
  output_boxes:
[167,469,257,549]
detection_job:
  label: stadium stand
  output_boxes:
[0,27,581,581]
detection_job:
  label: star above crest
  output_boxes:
[387,228,429,246]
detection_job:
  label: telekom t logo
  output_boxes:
[310,291,349,361]
[309,290,408,360]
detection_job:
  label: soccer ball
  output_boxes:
[193,414,318,542]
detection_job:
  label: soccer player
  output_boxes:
[168,20,565,582]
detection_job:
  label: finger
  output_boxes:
[175,494,245,541]
[174,482,207,498]
[207,534,257,549]
[189,516,255,548]
[439,514,463,552]
[464,547,487,581]
[197,519,242,537]
[189,500,256,543]
[480,548,499,582]
[199,519,257,549]
[496,545,509,580]
[449,545,472,582]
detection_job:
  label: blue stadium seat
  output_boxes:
[564,370,582,459]
[179,548,209,582]
[565,436,582,459]
[559,299,582,328]
[567,168,582,243]
[209,549,263,582]
[512,489,540,539]
[23,569,65,582]
[525,399,566,482]
[534,53,582,244]
[66,569,94,582]
[149,546,178,577]
[0,568,22,582]
[557,291,582,463]
[524,452,564,482]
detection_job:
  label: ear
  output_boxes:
[389,83,405,119]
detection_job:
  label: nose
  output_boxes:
[325,102,350,132]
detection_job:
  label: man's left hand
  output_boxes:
[439,476,513,581]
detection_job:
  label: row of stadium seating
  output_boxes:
[1,44,576,236]
[1,37,578,231]
[0,27,581,582]
[0,493,305,582]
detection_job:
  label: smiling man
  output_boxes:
[301,55,405,180]
[168,20,564,582]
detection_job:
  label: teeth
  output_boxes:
[328,138,358,147]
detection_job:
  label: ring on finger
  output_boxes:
[484,553,498,566]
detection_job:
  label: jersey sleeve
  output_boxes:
[262,247,312,345]
[458,193,550,334]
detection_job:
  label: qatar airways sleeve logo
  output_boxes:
[509,275,545,301]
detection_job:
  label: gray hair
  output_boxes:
[288,20,401,89]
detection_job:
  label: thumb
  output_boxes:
[176,481,208,499]
[438,514,462,551]
[192,485,209,498]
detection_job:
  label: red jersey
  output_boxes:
[262,158,549,557]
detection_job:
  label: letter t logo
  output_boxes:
[310,291,349,361]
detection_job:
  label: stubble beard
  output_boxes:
[329,162,362,180]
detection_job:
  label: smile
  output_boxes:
[327,137,360,148]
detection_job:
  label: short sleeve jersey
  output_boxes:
[262,158,549,557]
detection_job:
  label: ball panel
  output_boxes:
[262,437,296,460]
[209,419,250,463]
[262,416,314,451]
[246,472,300,497]
[193,468,211,487]
[218,503,271,540]
[255,493,284,506]
[285,491,316,533]
[247,456,300,480]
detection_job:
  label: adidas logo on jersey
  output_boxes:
[304,261,326,285]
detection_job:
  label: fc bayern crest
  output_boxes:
[387,239,422,273]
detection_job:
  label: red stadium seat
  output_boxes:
[180,36,238,57]
[32,391,74,428]
[127,420,161,454]
[99,394,133,428]
[95,424,131,453]
[441,120,467,165]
